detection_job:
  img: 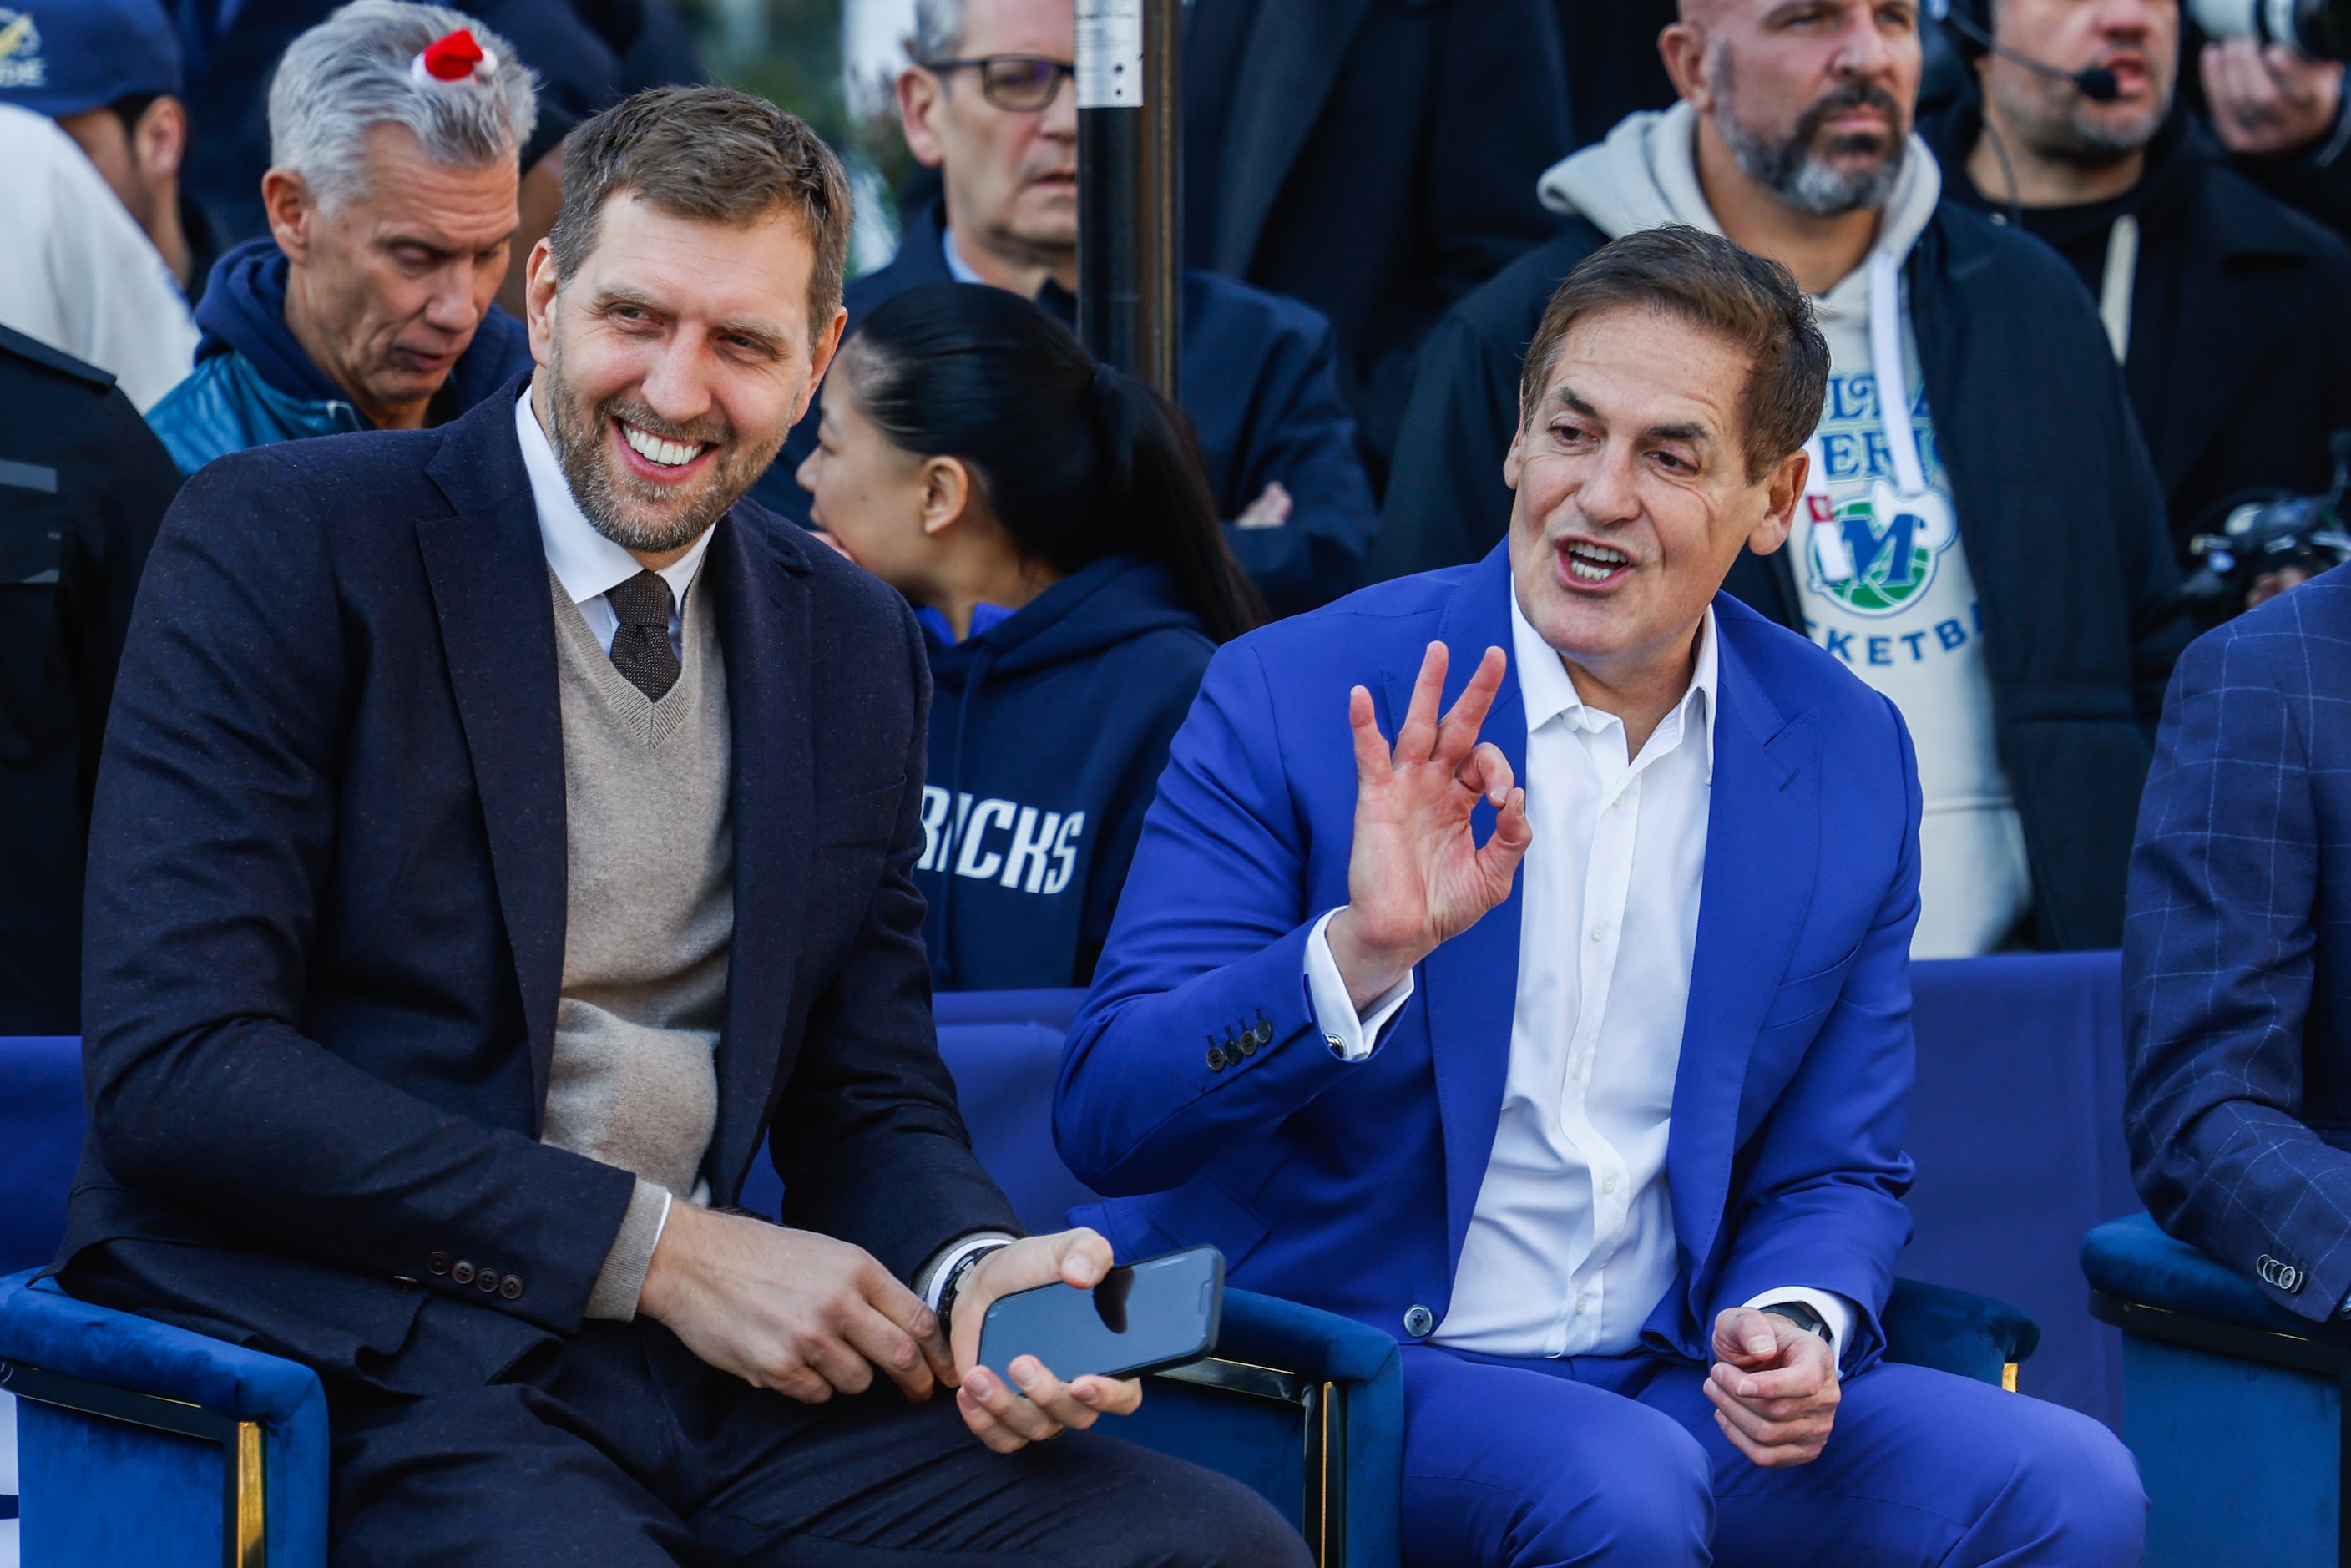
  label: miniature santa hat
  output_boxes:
[409,27,498,87]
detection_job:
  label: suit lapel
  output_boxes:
[705,511,817,1199]
[1665,624,1821,1274]
[417,392,569,1120]
[1212,0,1380,276]
[1407,550,1528,1272]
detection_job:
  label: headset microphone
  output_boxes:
[1940,4,2124,99]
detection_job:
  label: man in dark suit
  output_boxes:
[2126,565,2351,1321]
[62,83,1301,1566]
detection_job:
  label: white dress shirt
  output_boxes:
[516,389,711,656]
[1305,593,1854,1359]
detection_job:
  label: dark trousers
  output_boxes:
[325,1318,1308,1567]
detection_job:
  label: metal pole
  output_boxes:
[1075,0,1181,403]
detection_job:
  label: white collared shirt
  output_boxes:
[1305,594,1853,1358]
[515,389,712,656]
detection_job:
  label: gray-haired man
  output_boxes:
[144,0,537,473]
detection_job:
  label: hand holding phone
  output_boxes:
[976,1246,1225,1383]
[943,1228,1150,1454]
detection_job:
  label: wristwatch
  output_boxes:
[1757,1300,1833,1346]
[936,1242,1006,1343]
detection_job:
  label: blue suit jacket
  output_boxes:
[1055,547,1924,1369]
[63,379,1017,1393]
[2126,564,2351,1322]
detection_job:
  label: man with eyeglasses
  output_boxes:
[752,0,1380,618]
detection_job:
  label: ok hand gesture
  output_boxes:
[1325,642,1530,1011]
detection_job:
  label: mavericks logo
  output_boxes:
[1807,477,1959,618]
[0,9,43,90]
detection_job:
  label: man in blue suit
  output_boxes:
[1056,226,2143,1565]
[2127,565,2351,1316]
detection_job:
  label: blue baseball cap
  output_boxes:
[0,0,183,119]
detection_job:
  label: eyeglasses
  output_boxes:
[921,54,1077,112]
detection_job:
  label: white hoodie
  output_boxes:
[1536,103,2028,959]
[0,104,199,412]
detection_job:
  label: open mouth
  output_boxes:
[615,417,713,478]
[1560,539,1633,587]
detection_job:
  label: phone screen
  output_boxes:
[974,1246,1225,1383]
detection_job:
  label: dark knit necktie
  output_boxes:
[606,569,680,701]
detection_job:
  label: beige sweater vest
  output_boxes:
[542,571,732,1317]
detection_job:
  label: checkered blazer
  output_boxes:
[2126,564,2351,1321]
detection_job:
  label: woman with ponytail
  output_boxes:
[798,282,1265,989]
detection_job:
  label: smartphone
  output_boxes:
[974,1245,1225,1383]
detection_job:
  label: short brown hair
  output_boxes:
[547,86,854,340]
[1519,226,1828,483]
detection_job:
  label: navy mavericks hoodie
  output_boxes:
[918,554,1216,990]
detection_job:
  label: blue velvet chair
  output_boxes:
[0,1269,327,1568]
[3,996,2042,1568]
[2084,1213,2350,1567]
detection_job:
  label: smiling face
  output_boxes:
[266,124,518,428]
[525,190,847,559]
[1505,305,1804,679]
[899,0,1079,268]
[1984,0,2177,164]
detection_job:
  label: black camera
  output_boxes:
[2192,0,2351,63]
[2184,431,2351,612]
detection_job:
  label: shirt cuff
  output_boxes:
[915,1231,1019,1312]
[1303,908,1415,1060]
[1742,1286,1858,1364]
[585,1178,673,1322]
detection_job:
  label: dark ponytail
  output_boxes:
[839,283,1267,642]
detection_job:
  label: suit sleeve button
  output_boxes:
[500,1275,525,1301]
[1403,1305,1435,1337]
[451,1260,476,1285]
[1253,1022,1272,1046]
[475,1269,501,1293]
[1206,1047,1228,1070]
[427,1252,451,1276]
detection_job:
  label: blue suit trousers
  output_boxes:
[1401,1346,2144,1566]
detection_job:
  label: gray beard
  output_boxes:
[541,331,751,556]
[1719,109,1909,217]
[1713,52,1909,218]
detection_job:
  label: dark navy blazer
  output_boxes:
[62,381,1017,1390]
[753,199,1380,618]
[1054,548,1924,1370]
[2126,565,2351,1321]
